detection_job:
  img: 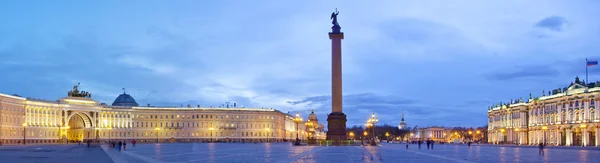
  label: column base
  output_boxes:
[326,112,347,144]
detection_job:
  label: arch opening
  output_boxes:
[64,113,93,143]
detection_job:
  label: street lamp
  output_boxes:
[22,123,27,145]
[385,132,390,142]
[154,128,161,143]
[106,127,111,142]
[500,129,505,144]
[293,112,303,145]
[476,130,481,142]
[367,113,378,146]
[363,131,368,145]
[349,132,355,139]
[542,126,548,145]
[209,127,214,142]
[265,128,270,143]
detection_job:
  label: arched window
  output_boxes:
[576,101,580,107]
[592,99,596,106]
[590,110,595,120]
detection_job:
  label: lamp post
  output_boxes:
[0,98,3,146]
[476,130,481,142]
[363,131,368,145]
[154,128,161,143]
[265,128,270,143]
[500,129,505,144]
[209,127,214,142]
[385,132,390,142]
[468,131,473,142]
[22,123,27,145]
[367,113,378,146]
[293,112,303,145]
[106,127,111,142]
[542,126,548,145]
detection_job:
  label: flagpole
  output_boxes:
[586,58,589,86]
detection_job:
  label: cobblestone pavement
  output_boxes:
[0,144,113,163]
[106,143,600,163]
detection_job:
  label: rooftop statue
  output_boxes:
[330,9,339,26]
[67,82,92,98]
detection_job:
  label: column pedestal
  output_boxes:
[326,112,347,144]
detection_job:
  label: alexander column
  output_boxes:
[326,9,347,142]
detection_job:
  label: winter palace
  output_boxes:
[0,84,324,144]
[488,77,600,146]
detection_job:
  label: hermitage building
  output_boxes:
[0,84,321,144]
[488,77,600,147]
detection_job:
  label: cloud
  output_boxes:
[535,16,568,32]
[2,0,600,128]
[485,65,560,81]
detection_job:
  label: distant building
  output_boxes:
[0,84,310,144]
[411,126,449,142]
[398,109,407,130]
[488,77,600,147]
[306,109,326,140]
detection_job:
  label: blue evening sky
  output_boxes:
[1,1,599,128]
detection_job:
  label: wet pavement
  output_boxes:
[108,143,600,163]
[0,144,113,163]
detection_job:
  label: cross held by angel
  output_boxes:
[330,9,340,26]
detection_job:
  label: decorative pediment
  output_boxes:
[567,83,585,91]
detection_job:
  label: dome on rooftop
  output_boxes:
[112,92,139,107]
[308,109,318,121]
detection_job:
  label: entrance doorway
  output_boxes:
[573,132,582,146]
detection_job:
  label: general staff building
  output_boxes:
[0,85,312,144]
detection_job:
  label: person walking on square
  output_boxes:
[118,141,122,152]
[123,142,127,151]
[426,140,430,149]
[538,143,544,155]
[418,140,422,149]
[431,141,434,149]
[405,141,409,149]
[87,140,91,148]
[132,139,136,147]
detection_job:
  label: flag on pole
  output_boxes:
[587,60,598,66]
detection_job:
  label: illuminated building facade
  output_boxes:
[411,127,449,142]
[488,77,600,146]
[0,85,309,144]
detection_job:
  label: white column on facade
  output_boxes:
[596,99,600,121]
[556,130,560,146]
[583,129,589,146]
[527,131,531,145]
[566,129,572,146]
[558,103,563,123]
[584,99,590,121]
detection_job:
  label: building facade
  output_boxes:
[0,85,310,144]
[488,77,600,146]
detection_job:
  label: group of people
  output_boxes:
[408,140,436,149]
[76,140,94,148]
[110,140,136,152]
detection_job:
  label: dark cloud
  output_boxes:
[534,16,567,32]
[485,65,560,81]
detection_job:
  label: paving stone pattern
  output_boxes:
[111,143,600,163]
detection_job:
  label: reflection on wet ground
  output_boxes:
[117,143,600,163]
